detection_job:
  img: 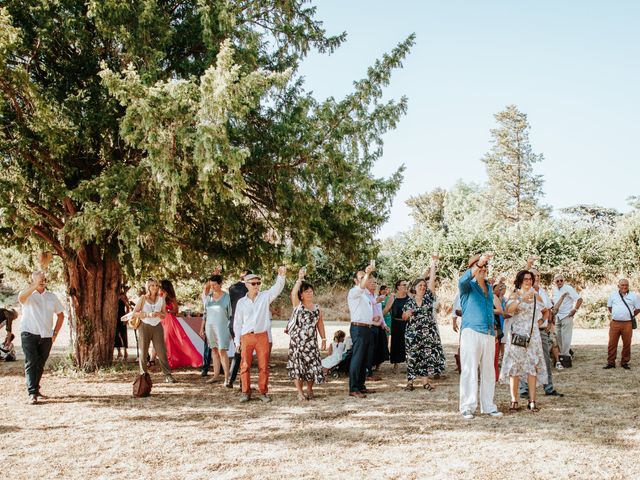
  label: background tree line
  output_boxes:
[382,105,640,287]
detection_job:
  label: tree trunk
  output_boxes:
[64,243,121,370]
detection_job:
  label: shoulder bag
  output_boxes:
[511,296,536,348]
[619,292,637,330]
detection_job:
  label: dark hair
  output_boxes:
[514,270,534,289]
[160,279,177,304]
[333,330,346,343]
[297,281,314,301]
[209,274,223,284]
[379,285,388,292]
[394,279,406,289]
[412,278,427,290]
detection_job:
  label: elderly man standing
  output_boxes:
[458,253,502,419]
[19,271,65,405]
[604,279,639,370]
[348,264,375,399]
[552,274,582,368]
[233,266,286,403]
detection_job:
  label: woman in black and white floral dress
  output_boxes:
[287,268,327,401]
[402,255,445,391]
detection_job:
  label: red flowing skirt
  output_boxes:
[162,313,203,369]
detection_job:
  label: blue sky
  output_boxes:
[298,1,640,238]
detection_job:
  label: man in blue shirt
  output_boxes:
[458,252,503,419]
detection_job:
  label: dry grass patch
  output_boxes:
[1,326,639,479]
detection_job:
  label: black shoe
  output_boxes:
[603,364,615,369]
[200,370,208,377]
[622,364,630,370]
[544,390,564,397]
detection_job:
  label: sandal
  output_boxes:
[403,383,415,391]
[509,401,519,411]
[527,401,539,412]
[423,383,435,391]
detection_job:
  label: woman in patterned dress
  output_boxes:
[402,255,445,391]
[287,268,327,401]
[500,270,548,412]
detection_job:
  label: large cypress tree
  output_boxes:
[0,1,412,369]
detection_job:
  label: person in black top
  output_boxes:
[226,270,250,388]
[114,287,130,361]
[389,279,410,372]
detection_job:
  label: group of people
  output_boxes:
[7,254,638,409]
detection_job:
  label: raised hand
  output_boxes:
[278,265,287,276]
[298,267,306,280]
[365,264,375,275]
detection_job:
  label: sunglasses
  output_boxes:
[248,281,262,286]
[556,280,564,284]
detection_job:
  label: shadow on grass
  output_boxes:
[6,343,640,452]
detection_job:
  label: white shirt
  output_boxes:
[19,290,64,337]
[452,293,461,318]
[536,287,552,328]
[607,291,640,321]
[552,284,581,319]
[348,285,373,325]
[233,275,285,345]
[141,296,165,327]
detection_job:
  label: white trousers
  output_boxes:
[556,315,574,356]
[459,328,497,414]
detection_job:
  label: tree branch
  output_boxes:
[31,225,67,259]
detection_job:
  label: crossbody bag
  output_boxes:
[511,295,536,348]
[618,293,637,330]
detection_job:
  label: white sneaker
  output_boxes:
[555,362,564,370]
[486,410,503,418]
[461,410,474,420]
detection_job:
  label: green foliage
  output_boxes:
[482,105,548,223]
[0,1,411,284]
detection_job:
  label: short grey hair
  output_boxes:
[618,278,630,285]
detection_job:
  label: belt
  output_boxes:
[351,322,371,328]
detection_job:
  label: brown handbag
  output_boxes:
[133,372,152,397]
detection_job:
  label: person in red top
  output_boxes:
[160,279,203,370]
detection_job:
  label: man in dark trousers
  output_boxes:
[226,270,250,388]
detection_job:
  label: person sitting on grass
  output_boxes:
[0,333,16,361]
[322,330,348,376]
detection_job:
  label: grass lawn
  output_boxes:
[2,324,639,479]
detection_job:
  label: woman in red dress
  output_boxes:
[160,279,203,369]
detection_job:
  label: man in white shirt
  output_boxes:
[347,264,375,398]
[604,278,639,370]
[233,266,286,403]
[18,271,65,405]
[552,274,582,365]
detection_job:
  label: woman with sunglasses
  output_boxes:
[500,270,547,412]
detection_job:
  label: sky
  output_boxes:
[297,0,640,239]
